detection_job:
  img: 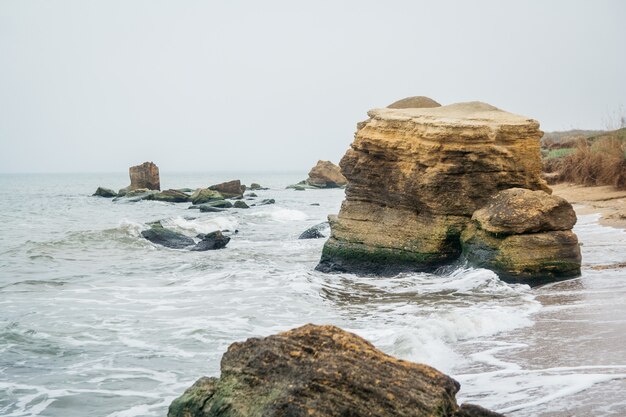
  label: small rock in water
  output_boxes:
[298,222,330,239]
[249,183,268,190]
[246,192,258,197]
[255,198,275,206]
[141,223,195,249]
[233,200,249,209]
[93,187,117,198]
[191,231,230,251]
[209,180,245,199]
[152,189,190,203]
[198,205,226,213]
[191,188,224,205]
[310,203,320,206]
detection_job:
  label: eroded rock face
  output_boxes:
[129,161,160,191]
[318,102,551,275]
[307,160,348,188]
[168,324,502,417]
[461,188,581,283]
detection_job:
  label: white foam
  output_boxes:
[249,208,307,222]
[163,216,238,235]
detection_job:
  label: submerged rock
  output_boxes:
[254,198,275,206]
[200,200,233,210]
[298,222,330,239]
[461,188,581,283]
[168,324,502,417]
[152,189,190,203]
[93,187,117,198]
[191,188,224,205]
[195,205,225,213]
[209,180,245,199]
[113,189,159,202]
[317,101,552,276]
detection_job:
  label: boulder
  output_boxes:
[317,102,552,275]
[128,161,160,191]
[307,160,347,188]
[191,188,224,205]
[233,200,249,209]
[191,231,230,251]
[93,187,117,198]
[152,189,190,203]
[387,95,442,109]
[199,200,233,211]
[209,180,245,199]
[461,188,581,283]
[249,183,268,190]
[141,223,195,249]
[168,324,501,417]
[298,222,330,239]
[113,188,158,202]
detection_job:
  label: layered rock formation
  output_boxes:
[317,102,561,278]
[168,324,502,417]
[461,188,581,282]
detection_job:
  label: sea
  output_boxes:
[1,172,625,417]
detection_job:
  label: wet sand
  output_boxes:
[552,184,626,230]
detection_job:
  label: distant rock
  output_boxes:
[249,183,268,190]
[386,95,442,109]
[93,187,117,198]
[246,192,258,197]
[128,161,160,191]
[199,200,233,211]
[167,324,502,417]
[152,189,190,203]
[191,188,224,205]
[298,222,330,239]
[191,231,230,251]
[209,180,245,199]
[233,200,249,209]
[113,188,158,202]
[461,188,581,283]
[252,198,275,206]
[307,160,348,188]
[193,205,225,213]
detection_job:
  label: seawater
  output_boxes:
[0,173,625,417]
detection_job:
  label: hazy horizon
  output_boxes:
[1,0,625,173]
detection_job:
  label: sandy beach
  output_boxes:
[552,183,626,230]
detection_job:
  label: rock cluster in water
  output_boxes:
[168,324,502,417]
[141,222,230,251]
[316,100,581,284]
[288,160,347,190]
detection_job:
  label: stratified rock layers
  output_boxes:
[317,102,551,275]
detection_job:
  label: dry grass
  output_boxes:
[558,137,626,189]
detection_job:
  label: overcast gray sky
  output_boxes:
[1,0,624,173]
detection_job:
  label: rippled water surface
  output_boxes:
[1,173,625,416]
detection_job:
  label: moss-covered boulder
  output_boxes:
[93,187,117,198]
[232,200,249,209]
[152,189,190,203]
[168,324,502,417]
[461,188,581,284]
[191,188,224,205]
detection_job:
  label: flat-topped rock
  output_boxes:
[128,161,160,191]
[318,101,555,276]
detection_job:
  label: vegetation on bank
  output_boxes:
[541,128,626,190]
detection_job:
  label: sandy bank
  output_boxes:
[551,183,626,230]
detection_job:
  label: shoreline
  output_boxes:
[551,183,626,231]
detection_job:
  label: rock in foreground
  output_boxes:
[168,324,502,417]
[318,102,553,276]
[461,188,581,283]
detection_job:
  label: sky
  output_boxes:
[0,0,625,173]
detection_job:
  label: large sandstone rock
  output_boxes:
[307,160,348,188]
[461,188,581,283]
[317,102,551,275]
[168,324,502,417]
[128,161,160,191]
[387,95,442,109]
[209,180,245,199]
